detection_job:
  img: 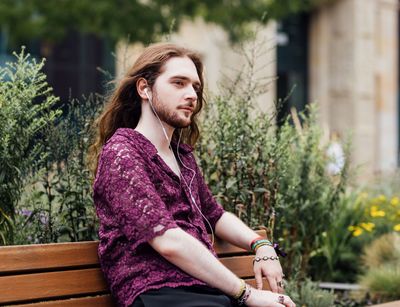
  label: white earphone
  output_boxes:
[142,85,215,245]
[144,88,151,101]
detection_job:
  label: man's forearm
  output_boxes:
[215,212,268,251]
[149,227,242,297]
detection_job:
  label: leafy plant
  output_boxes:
[360,263,400,302]
[309,191,366,282]
[347,193,400,239]
[285,278,335,307]
[53,97,100,242]
[359,233,400,302]
[0,48,61,244]
[14,95,103,244]
[272,108,351,277]
[198,41,351,279]
[309,174,400,283]
[361,232,400,269]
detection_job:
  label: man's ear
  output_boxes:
[137,78,150,100]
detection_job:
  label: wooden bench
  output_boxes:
[0,231,267,306]
[371,302,400,307]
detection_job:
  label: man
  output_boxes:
[91,43,295,307]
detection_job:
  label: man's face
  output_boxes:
[150,56,201,129]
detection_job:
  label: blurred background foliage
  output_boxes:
[359,233,400,302]
[285,278,335,307]
[197,41,352,282]
[0,49,61,244]
[14,93,103,244]
[0,50,103,245]
[0,0,331,48]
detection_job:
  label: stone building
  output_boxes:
[309,0,398,178]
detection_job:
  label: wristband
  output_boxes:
[237,284,251,305]
[233,279,246,300]
[249,236,264,250]
[251,239,273,252]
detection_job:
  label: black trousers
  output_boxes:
[131,285,237,307]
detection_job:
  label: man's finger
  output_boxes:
[281,294,296,307]
[254,268,263,290]
[267,275,279,293]
[277,280,285,294]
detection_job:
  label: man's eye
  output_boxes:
[174,81,184,86]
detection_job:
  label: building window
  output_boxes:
[276,13,309,124]
[0,29,114,104]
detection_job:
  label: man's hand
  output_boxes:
[253,245,285,293]
[214,213,287,293]
[246,288,295,307]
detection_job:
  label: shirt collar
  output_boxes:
[114,128,193,157]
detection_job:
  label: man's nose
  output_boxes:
[184,85,197,101]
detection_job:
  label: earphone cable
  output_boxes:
[177,129,215,246]
[146,92,215,245]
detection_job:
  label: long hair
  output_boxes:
[88,43,205,178]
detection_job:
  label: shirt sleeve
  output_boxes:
[195,162,225,230]
[95,142,178,246]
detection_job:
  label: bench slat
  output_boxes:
[220,255,255,278]
[0,256,257,304]
[370,302,400,307]
[11,279,269,306]
[0,230,268,305]
[0,241,99,274]
[0,230,266,275]
[12,295,116,307]
[0,268,108,304]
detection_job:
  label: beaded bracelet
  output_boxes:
[253,255,279,265]
[237,284,251,305]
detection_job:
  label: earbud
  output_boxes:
[144,88,151,101]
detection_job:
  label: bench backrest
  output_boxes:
[0,231,266,306]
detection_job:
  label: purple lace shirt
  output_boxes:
[93,128,225,307]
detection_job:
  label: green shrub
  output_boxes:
[273,108,351,277]
[360,263,400,301]
[347,193,400,239]
[285,278,335,307]
[198,43,351,278]
[0,48,103,245]
[359,233,400,302]
[310,175,400,283]
[309,191,366,282]
[14,95,103,244]
[361,232,400,269]
[0,48,61,244]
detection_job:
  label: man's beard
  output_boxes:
[151,92,192,128]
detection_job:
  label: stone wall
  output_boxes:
[309,0,398,178]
